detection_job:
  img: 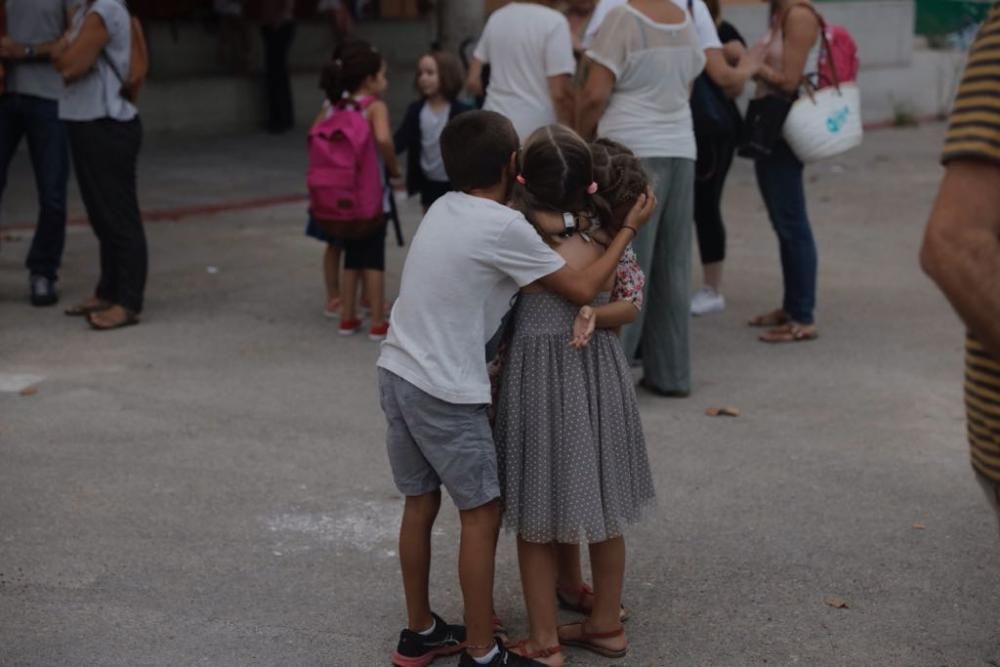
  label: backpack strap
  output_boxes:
[779,3,839,91]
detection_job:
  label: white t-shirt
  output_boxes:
[60,0,137,122]
[419,102,450,183]
[473,3,577,141]
[378,192,566,404]
[587,5,705,159]
[584,0,722,51]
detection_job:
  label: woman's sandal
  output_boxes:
[556,584,630,622]
[759,322,818,344]
[87,306,140,331]
[748,309,790,328]
[558,621,627,659]
[65,298,111,317]
[506,639,563,662]
[494,616,509,644]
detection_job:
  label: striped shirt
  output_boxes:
[942,5,1000,482]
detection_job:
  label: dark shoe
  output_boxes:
[29,275,58,307]
[457,640,545,666]
[392,613,465,667]
[638,378,690,398]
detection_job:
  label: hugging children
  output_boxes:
[377,111,654,667]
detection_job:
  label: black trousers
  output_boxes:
[67,117,147,313]
[261,21,296,133]
[694,134,737,266]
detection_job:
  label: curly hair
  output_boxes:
[589,138,649,234]
[511,124,594,227]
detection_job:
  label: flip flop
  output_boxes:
[65,299,111,317]
[87,308,140,331]
[748,309,790,328]
[556,584,630,622]
[759,322,818,344]
[558,621,627,659]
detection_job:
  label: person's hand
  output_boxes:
[622,187,657,233]
[51,35,70,61]
[0,36,24,60]
[741,41,767,75]
[570,305,596,349]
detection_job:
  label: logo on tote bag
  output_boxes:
[827,106,850,134]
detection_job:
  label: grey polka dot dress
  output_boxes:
[495,291,656,545]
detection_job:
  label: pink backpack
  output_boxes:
[818,24,859,88]
[307,96,385,239]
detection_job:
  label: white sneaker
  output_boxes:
[691,287,725,316]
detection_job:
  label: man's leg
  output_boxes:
[0,94,27,230]
[399,490,441,631]
[23,96,68,285]
[458,500,501,658]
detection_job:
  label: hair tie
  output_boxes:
[587,181,598,195]
[516,174,526,185]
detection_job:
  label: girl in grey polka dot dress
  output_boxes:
[494,127,656,664]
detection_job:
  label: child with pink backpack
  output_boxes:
[307,40,400,340]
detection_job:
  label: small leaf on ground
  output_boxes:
[706,406,741,417]
[19,386,38,397]
[824,596,849,609]
[912,522,926,530]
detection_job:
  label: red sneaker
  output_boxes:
[339,319,363,336]
[369,321,389,341]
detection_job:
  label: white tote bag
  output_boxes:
[783,82,863,163]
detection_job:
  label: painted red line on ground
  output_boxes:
[5,192,310,231]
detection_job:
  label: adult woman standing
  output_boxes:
[690,0,749,316]
[54,0,146,330]
[748,0,821,343]
[576,0,706,397]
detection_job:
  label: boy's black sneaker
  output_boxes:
[457,640,546,666]
[391,613,466,667]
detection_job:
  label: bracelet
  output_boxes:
[622,225,637,237]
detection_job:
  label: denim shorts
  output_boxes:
[378,369,500,510]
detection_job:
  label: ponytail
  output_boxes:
[319,40,385,105]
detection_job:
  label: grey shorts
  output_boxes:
[378,368,500,511]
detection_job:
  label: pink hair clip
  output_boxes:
[587,181,598,195]
[516,174,526,185]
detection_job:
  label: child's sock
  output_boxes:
[417,618,436,636]
[473,642,500,664]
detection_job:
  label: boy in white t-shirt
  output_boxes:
[466,1,577,140]
[377,111,653,667]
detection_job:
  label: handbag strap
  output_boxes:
[778,2,840,92]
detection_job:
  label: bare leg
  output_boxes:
[702,261,723,293]
[341,269,360,322]
[363,269,387,327]
[588,537,627,650]
[555,543,588,605]
[399,491,441,631]
[516,538,564,665]
[323,244,341,303]
[558,537,627,652]
[459,501,501,658]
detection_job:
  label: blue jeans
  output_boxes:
[0,93,69,281]
[753,141,817,325]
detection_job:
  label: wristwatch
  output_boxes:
[24,45,35,59]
